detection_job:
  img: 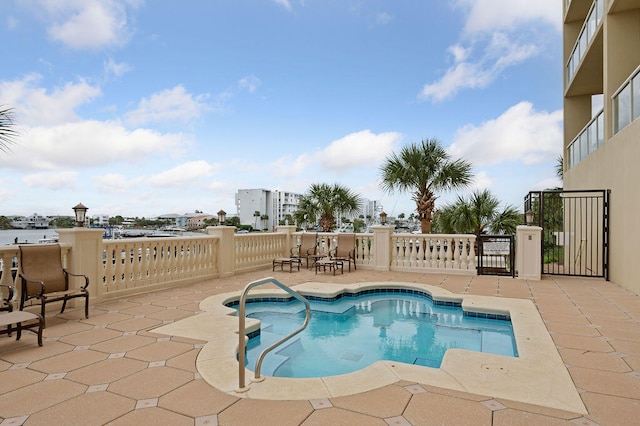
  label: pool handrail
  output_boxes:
[236,276,311,391]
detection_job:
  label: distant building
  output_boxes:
[92,214,110,226]
[10,213,50,229]
[235,189,303,229]
[187,215,214,230]
[235,188,380,230]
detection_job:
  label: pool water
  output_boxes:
[242,292,518,378]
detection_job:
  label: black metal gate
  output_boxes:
[524,190,609,279]
[477,235,515,277]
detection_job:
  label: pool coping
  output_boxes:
[153,280,587,414]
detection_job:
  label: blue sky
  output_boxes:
[0,0,563,219]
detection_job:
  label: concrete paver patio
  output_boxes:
[1,268,639,425]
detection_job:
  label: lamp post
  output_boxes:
[217,210,227,226]
[380,211,387,225]
[525,209,534,226]
[72,203,88,227]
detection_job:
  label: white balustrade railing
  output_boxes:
[390,234,476,273]
[102,236,218,296]
[1,228,479,307]
[234,233,287,273]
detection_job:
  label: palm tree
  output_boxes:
[0,106,19,152]
[253,211,260,229]
[555,155,563,186]
[294,183,362,232]
[434,189,520,236]
[379,138,473,233]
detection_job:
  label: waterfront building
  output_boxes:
[563,0,640,293]
[10,213,50,229]
[92,214,110,226]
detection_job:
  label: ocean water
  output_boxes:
[0,229,60,246]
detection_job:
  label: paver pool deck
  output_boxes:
[1,268,639,425]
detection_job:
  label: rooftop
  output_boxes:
[1,268,639,425]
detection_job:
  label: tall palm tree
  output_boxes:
[434,189,520,236]
[379,138,473,233]
[0,106,19,152]
[294,183,362,232]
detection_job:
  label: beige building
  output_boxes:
[563,0,640,293]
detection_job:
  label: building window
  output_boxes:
[597,112,604,148]
[614,83,631,133]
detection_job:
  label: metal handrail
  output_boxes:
[236,276,310,391]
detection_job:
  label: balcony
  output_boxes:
[567,109,604,170]
[565,0,604,96]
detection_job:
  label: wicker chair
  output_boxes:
[19,244,89,326]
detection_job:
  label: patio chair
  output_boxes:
[0,284,43,346]
[1,283,14,335]
[330,233,357,271]
[291,233,324,268]
[18,244,89,326]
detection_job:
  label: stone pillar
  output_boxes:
[206,226,236,277]
[516,225,542,280]
[372,225,393,271]
[275,225,297,256]
[56,227,105,302]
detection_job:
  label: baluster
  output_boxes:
[453,238,461,269]
[468,237,476,270]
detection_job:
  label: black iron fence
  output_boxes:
[477,235,515,277]
[524,190,609,279]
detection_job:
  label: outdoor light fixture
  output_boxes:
[73,203,88,227]
[380,211,387,225]
[217,209,227,226]
[525,209,534,226]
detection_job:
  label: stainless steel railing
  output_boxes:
[236,277,310,391]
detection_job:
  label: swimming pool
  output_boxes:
[155,280,586,413]
[241,291,518,378]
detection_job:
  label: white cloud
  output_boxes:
[454,0,561,34]
[419,33,538,102]
[238,75,262,94]
[94,173,131,193]
[36,0,135,50]
[448,101,563,166]
[269,154,311,179]
[104,58,132,78]
[0,120,190,171]
[267,130,401,180]
[23,171,78,190]
[374,12,394,26]
[419,0,559,102]
[146,161,218,187]
[316,130,402,172]
[0,74,102,126]
[125,85,209,126]
[274,0,292,11]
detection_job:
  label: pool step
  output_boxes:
[247,329,304,376]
